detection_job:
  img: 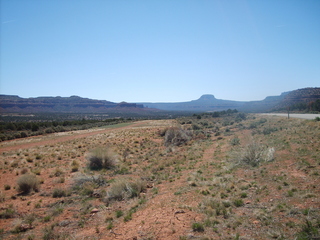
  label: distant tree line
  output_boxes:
[288,100,320,112]
[193,109,239,119]
[0,118,131,142]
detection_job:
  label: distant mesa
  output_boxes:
[195,94,217,102]
[0,87,319,113]
[0,95,144,113]
[140,87,320,112]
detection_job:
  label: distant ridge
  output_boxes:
[0,95,145,113]
[1,87,319,113]
[140,87,320,112]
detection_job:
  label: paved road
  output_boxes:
[259,113,320,120]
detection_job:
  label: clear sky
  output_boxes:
[1,0,319,103]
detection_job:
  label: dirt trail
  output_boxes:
[0,121,150,153]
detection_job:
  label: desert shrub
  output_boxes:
[4,185,11,190]
[52,188,67,198]
[42,226,56,240]
[262,127,278,135]
[71,160,79,172]
[192,222,204,232]
[230,137,240,146]
[17,174,39,194]
[86,147,118,170]
[0,205,16,219]
[52,168,64,177]
[72,174,108,191]
[232,142,275,167]
[296,220,320,240]
[233,199,244,207]
[164,127,192,147]
[107,178,146,201]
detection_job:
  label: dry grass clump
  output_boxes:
[164,127,192,147]
[86,147,118,170]
[231,142,275,167]
[17,174,40,194]
[107,178,146,201]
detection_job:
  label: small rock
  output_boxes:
[59,220,71,227]
[19,224,33,232]
[90,208,99,214]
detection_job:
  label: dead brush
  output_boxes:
[106,178,146,201]
[17,174,40,194]
[163,127,193,147]
[86,147,118,170]
[230,142,275,167]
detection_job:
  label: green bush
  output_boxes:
[233,199,244,207]
[86,147,118,170]
[192,222,204,232]
[17,174,39,194]
[296,220,319,240]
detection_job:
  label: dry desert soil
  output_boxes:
[0,115,319,240]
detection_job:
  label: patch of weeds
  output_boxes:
[124,211,133,222]
[296,220,320,240]
[43,215,51,222]
[52,188,67,198]
[152,187,159,194]
[51,205,64,216]
[233,199,244,207]
[287,190,294,197]
[201,190,210,196]
[192,222,204,232]
[114,166,130,175]
[230,137,240,146]
[107,222,113,230]
[240,192,247,198]
[0,205,16,219]
[116,210,123,218]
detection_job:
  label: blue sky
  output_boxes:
[1,0,319,103]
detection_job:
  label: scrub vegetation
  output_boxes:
[0,112,319,239]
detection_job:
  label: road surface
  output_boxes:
[259,113,320,120]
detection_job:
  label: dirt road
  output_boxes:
[259,113,320,120]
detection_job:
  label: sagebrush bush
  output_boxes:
[232,142,275,167]
[107,179,146,201]
[17,174,39,194]
[164,127,192,147]
[52,188,67,198]
[86,147,118,170]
